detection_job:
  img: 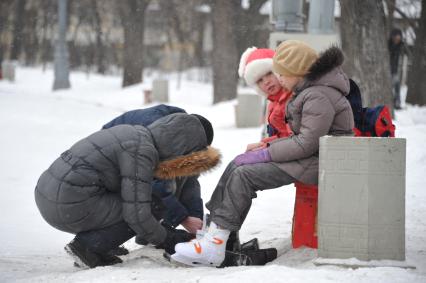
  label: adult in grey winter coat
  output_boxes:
[34,113,220,268]
[171,41,354,267]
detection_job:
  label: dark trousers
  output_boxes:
[392,73,401,109]
[76,221,136,254]
[206,161,295,231]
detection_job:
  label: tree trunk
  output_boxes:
[211,0,238,104]
[10,0,26,61]
[41,0,55,71]
[120,0,150,87]
[340,0,393,109]
[406,0,426,106]
[91,0,106,74]
[23,6,39,65]
[385,0,396,35]
[0,1,14,66]
[233,0,269,59]
[193,10,205,67]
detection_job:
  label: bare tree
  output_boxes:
[39,0,56,70]
[91,0,106,74]
[386,0,420,32]
[210,0,238,103]
[159,0,214,87]
[208,0,269,103]
[119,0,151,87]
[0,0,14,67]
[406,0,426,105]
[10,0,26,60]
[233,0,269,58]
[193,8,207,68]
[385,0,397,35]
[159,0,192,87]
[22,3,39,65]
[340,0,393,109]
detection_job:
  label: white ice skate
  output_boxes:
[195,213,209,240]
[171,222,230,267]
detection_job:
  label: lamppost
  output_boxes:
[53,0,70,90]
[269,0,338,52]
[271,0,304,32]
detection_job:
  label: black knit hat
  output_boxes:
[390,28,402,38]
[191,114,214,145]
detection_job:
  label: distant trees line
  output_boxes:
[0,0,424,106]
[0,0,270,103]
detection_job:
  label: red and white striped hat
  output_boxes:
[238,47,275,86]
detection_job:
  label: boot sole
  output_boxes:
[64,244,90,269]
[170,253,221,267]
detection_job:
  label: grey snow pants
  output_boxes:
[206,161,295,231]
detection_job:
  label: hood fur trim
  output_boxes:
[305,46,344,82]
[154,146,221,179]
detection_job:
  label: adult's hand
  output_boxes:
[181,216,203,234]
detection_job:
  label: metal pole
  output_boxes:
[272,0,304,32]
[53,0,70,90]
[308,0,335,34]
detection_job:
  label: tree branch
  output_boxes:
[387,1,419,30]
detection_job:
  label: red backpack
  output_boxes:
[347,79,396,137]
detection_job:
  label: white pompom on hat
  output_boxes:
[238,47,275,86]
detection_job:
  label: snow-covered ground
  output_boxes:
[0,67,425,282]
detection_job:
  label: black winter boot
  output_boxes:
[65,239,123,268]
[108,245,129,256]
[241,248,277,266]
[226,231,240,252]
[135,235,149,245]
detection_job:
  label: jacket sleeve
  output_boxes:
[102,114,126,129]
[151,180,190,227]
[178,177,204,220]
[163,177,204,227]
[162,195,190,227]
[268,91,335,162]
[119,142,167,246]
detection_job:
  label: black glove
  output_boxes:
[157,225,194,255]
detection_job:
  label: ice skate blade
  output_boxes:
[170,253,220,267]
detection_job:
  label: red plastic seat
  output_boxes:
[292,182,318,249]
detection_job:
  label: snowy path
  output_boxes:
[0,68,425,282]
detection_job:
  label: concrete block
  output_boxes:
[152,79,169,102]
[1,60,16,82]
[318,136,406,261]
[269,32,339,52]
[235,93,263,128]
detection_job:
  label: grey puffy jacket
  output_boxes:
[35,113,220,245]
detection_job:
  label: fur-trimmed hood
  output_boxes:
[154,146,221,179]
[296,46,350,96]
[148,113,208,160]
[147,113,221,179]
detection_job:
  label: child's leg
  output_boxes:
[206,162,295,231]
[172,162,294,266]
